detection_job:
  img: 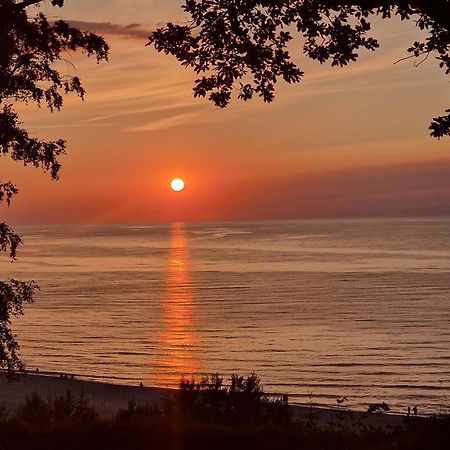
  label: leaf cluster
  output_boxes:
[0,0,109,179]
[149,0,450,137]
[0,182,18,207]
[0,279,37,374]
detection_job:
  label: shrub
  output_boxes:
[177,372,291,427]
[14,391,98,431]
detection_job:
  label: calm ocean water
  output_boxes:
[2,218,450,413]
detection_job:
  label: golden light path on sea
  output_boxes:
[154,222,200,386]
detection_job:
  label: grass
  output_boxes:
[0,373,449,450]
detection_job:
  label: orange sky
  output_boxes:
[2,0,450,224]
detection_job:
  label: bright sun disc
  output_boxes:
[171,178,185,192]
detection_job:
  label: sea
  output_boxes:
[2,218,450,414]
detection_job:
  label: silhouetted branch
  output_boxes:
[0,0,108,373]
[15,0,64,10]
[0,222,22,259]
[430,109,450,139]
[0,182,18,207]
[0,279,38,376]
[149,0,450,137]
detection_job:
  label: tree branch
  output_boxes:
[321,0,450,31]
[15,0,45,9]
[15,0,63,10]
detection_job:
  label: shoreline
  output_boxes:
[0,371,409,428]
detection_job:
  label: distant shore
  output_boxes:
[0,371,407,428]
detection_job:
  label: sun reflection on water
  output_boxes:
[154,222,200,386]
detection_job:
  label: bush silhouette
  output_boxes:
[0,376,449,450]
[177,372,290,426]
[14,391,98,431]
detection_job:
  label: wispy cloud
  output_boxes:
[66,20,150,39]
[127,111,202,132]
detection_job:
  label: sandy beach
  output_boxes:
[0,371,168,418]
[0,371,406,428]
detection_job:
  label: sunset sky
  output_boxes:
[3,0,450,224]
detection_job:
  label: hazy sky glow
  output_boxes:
[3,0,450,224]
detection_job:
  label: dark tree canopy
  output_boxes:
[0,0,108,374]
[149,0,450,138]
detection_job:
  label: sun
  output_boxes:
[170,178,185,192]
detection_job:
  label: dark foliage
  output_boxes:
[0,0,109,178]
[0,279,37,373]
[0,182,18,207]
[149,0,450,138]
[430,109,450,138]
[0,222,21,259]
[0,383,449,450]
[177,372,291,425]
[13,391,99,431]
[0,0,108,373]
[367,401,391,414]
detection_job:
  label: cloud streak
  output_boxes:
[66,20,150,39]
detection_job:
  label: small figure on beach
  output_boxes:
[407,406,411,418]
[35,368,39,373]
[139,382,144,388]
[413,405,418,416]
[70,374,74,380]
